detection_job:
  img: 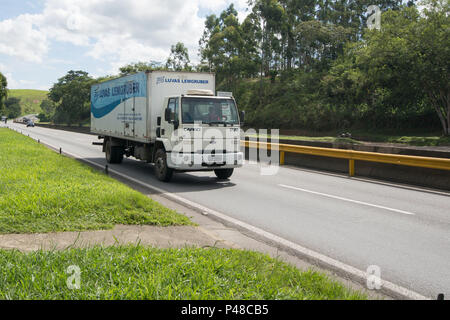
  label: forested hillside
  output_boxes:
[3,0,446,136]
[197,0,449,134]
[8,89,47,115]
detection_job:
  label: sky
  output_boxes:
[0,0,250,91]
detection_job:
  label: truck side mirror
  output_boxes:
[239,111,245,125]
[164,108,172,122]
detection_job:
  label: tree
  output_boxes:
[38,99,56,122]
[293,20,352,72]
[119,61,166,76]
[250,0,286,75]
[0,72,7,115]
[4,97,21,118]
[324,0,449,133]
[414,0,450,134]
[166,42,191,71]
[48,70,93,126]
[316,0,405,39]
[199,5,260,91]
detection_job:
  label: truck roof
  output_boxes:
[183,95,233,99]
[93,70,215,87]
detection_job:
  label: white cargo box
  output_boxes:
[91,71,215,142]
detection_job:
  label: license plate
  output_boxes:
[206,155,223,163]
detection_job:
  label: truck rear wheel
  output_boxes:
[214,168,234,180]
[154,149,173,182]
[105,140,123,164]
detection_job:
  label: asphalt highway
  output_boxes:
[4,122,450,299]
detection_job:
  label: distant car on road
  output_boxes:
[1,116,6,123]
[26,121,35,127]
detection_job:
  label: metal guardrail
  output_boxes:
[241,140,450,177]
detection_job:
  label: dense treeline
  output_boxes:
[0,72,22,119]
[197,0,449,134]
[0,72,8,116]
[4,0,447,135]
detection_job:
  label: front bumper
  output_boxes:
[167,152,244,170]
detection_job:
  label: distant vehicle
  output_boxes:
[26,121,35,127]
[91,71,244,182]
[1,116,6,123]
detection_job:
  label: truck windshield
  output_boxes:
[181,97,239,125]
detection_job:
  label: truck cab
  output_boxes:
[155,90,244,181]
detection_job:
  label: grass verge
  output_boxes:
[0,245,366,299]
[245,132,450,147]
[246,133,361,144]
[353,132,450,147]
[0,128,191,234]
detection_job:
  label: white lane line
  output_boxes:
[279,184,415,216]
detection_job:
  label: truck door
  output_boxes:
[124,96,135,137]
[162,97,179,149]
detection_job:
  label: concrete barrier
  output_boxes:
[35,123,95,135]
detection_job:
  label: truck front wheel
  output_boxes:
[154,149,173,182]
[214,168,234,180]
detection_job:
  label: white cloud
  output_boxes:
[4,72,19,89]
[0,0,250,74]
[0,14,48,62]
[0,63,17,89]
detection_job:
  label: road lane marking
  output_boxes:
[279,184,415,215]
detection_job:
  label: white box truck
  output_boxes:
[91,71,244,182]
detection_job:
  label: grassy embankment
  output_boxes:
[0,128,367,300]
[0,128,191,233]
[246,131,450,147]
[0,246,366,299]
[8,89,48,115]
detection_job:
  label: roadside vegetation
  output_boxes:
[7,89,48,115]
[350,132,450,147]
[246,131,450,147]
[1,1,447,137]
[0,245,366,300]
[212,0,449,136]
[0,128,191,234]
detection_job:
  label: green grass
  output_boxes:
[351,131,450,147]
[245,133,361,145]
[0,128,191,234]
[0,245,367,300]
[8,89,48,115]
[246,131,450,147]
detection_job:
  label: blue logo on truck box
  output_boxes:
[91,72,147,118]
[155,76,209,85]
